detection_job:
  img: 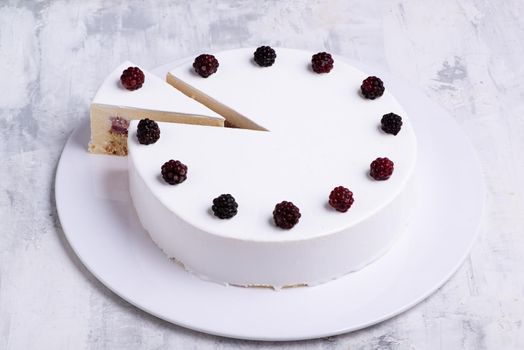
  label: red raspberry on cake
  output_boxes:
[120,66,145,91]
[329,186,354,212]
[370,157,394,180]
[360,76,384,100]
[193,54,219,78]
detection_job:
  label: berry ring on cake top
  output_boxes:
[127,48,416,288]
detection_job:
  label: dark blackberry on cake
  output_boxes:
[212,194,238,219]
[193,54,219,78]
[136,118,160,145]
[311,52,334,73]
[361,76,385,99]
[120,66,145,91]
[161,160,188,185]
[381,113,403,135]
[253,46,277,67]
[273,201,301,229]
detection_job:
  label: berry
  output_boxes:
[136,118,160,145]
[311,52,334,73]
[381,113,403,135]
[212,194,238,219]
[361,76,385,100]
[273,201,301,229]
[193,54,219,78]
[161,160,188,185]
[120,66,145,91]
[370,157,394,180]
[110,116,130,135]
[329,186,354,212]
[253,46,277,67]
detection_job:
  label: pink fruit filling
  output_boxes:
[110,116,130,135]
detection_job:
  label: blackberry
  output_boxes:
[370,157,394,181]
[193,54,219,78]
[381,113,403,135]
[161,160,188,185]
[253,46,276,67]
[136,118,160,145]
[273,201,301,229]
[311,52,334,73]
[212,194,238,219]
[329,186,354,212]
[120,66,145,91]
[361,76,385,100]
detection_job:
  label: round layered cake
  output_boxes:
[127,48,417,288]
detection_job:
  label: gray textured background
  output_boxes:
[1,0,523,349]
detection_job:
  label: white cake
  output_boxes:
[89,61,223,156]
[127,48,417,288]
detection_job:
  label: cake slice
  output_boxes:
[89,61,224,156]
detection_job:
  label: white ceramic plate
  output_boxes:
[55,57,484,341]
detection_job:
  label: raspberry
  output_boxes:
[311,52,334,73]
[120,66,145,91]
[361,76,385,100]
[328,186,354,212]
[253,46,277,67]
[370,157,394,180]
[381,113,403,135]
[161,160,188,185]
[212,194,238,219]
[193,54,219,78]
[136,118,160,145]
[273,201,301,229]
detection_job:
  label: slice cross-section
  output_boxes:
[89,61,224,156]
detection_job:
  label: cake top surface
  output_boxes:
[170,48,395,134]
[129,48,417,242]
[93,61,223,120]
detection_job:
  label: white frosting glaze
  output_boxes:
[127,48,417,287]
[93,61,223,120]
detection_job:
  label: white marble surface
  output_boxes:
[0,0,523,349]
